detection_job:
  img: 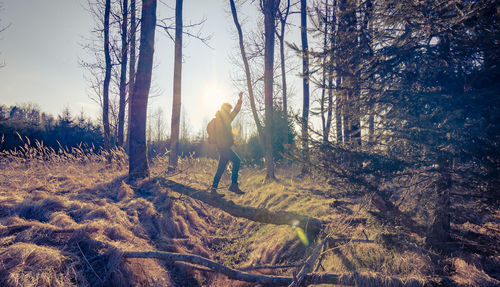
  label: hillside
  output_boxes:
[0,153,499,286]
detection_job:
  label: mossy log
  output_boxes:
[154,177,324,239]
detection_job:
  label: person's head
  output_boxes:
[221,103,232,115]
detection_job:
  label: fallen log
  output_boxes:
[123,250,424,286]
[154,177,324,239]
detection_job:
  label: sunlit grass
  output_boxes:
[0,145,482,285]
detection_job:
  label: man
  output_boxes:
[211,92,244,195]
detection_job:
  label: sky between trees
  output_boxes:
[0,0,305,132]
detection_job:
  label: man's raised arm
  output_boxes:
[230,92,243,121]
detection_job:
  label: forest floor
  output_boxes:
[0,154,498,286]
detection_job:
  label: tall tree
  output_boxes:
[300,0,310,174]
[263,0,278,180]
[117,0,129,147]
[127,0,137,148]
[129,0,157,179]
[168,0,183,171]
[229,0,264,143]
[333,0,342,145]
[276,0,291,117]
[102,0,112,149]
[319,0,333,144]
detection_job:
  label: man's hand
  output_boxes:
[238,92,243,102]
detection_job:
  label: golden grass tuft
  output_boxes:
[15,197,67,222]
[117,180,134,201]
[451,257,500,287]
[0,242,75,287]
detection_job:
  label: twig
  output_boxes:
[326,237,374,244]
[289,239,326,287]
[239,264,298,271]
[77,242,104,285]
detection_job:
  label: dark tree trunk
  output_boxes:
[263,0,277,180]
[334,1,343,145]
[277,0,290,118]
[335,83,342,144]
[229,0,264,142]
[168,0,183,171]
[103,0,112,150]
[127,0,137,149]
[128,0,156,179]
[300,0,310,174]
[321,0,333,144]
[426,156,452,247]
[337,0,358,148]
[118,0,129,147]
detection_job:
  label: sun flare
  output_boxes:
[200,84,230,118]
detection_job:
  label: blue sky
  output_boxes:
[0,0,306,133]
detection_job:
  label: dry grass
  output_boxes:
[0,146,498,286]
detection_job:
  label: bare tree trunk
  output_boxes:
[321,0,333,144]
[277,0,290,117]
[168,0,183,171]
[229,0,264,142]
[300,0,310,175]
[325,59,334,144]
[263,0,277,180]
[320,2,327,142]
[363,0,374,146]
[128,0,156,179]
[103,0,112,150]
[335,86,342,144]
[118,0,129,147]
[127,0,137,149]
[334,0,343,145]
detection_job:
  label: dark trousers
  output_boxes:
[212,147,241,188]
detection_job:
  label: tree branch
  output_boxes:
[289,239,326,287]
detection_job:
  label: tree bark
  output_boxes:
[263,0,277,180]
[103,0,112,150]
[300,0,310,174]
[128,0,157,179]
[127,0,137,149]
[118,0,129,147]
[168,0,183,171]
[229,0,264,143]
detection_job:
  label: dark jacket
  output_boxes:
[214,99,242,149]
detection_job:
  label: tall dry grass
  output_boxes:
[0,142,497,286]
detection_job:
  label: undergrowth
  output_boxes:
[0,144,498,286]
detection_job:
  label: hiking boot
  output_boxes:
[210,187,225,198]
[228,183,244,195]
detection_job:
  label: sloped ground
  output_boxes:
[0,154,498,286]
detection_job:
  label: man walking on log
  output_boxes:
[208,92,244,195]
